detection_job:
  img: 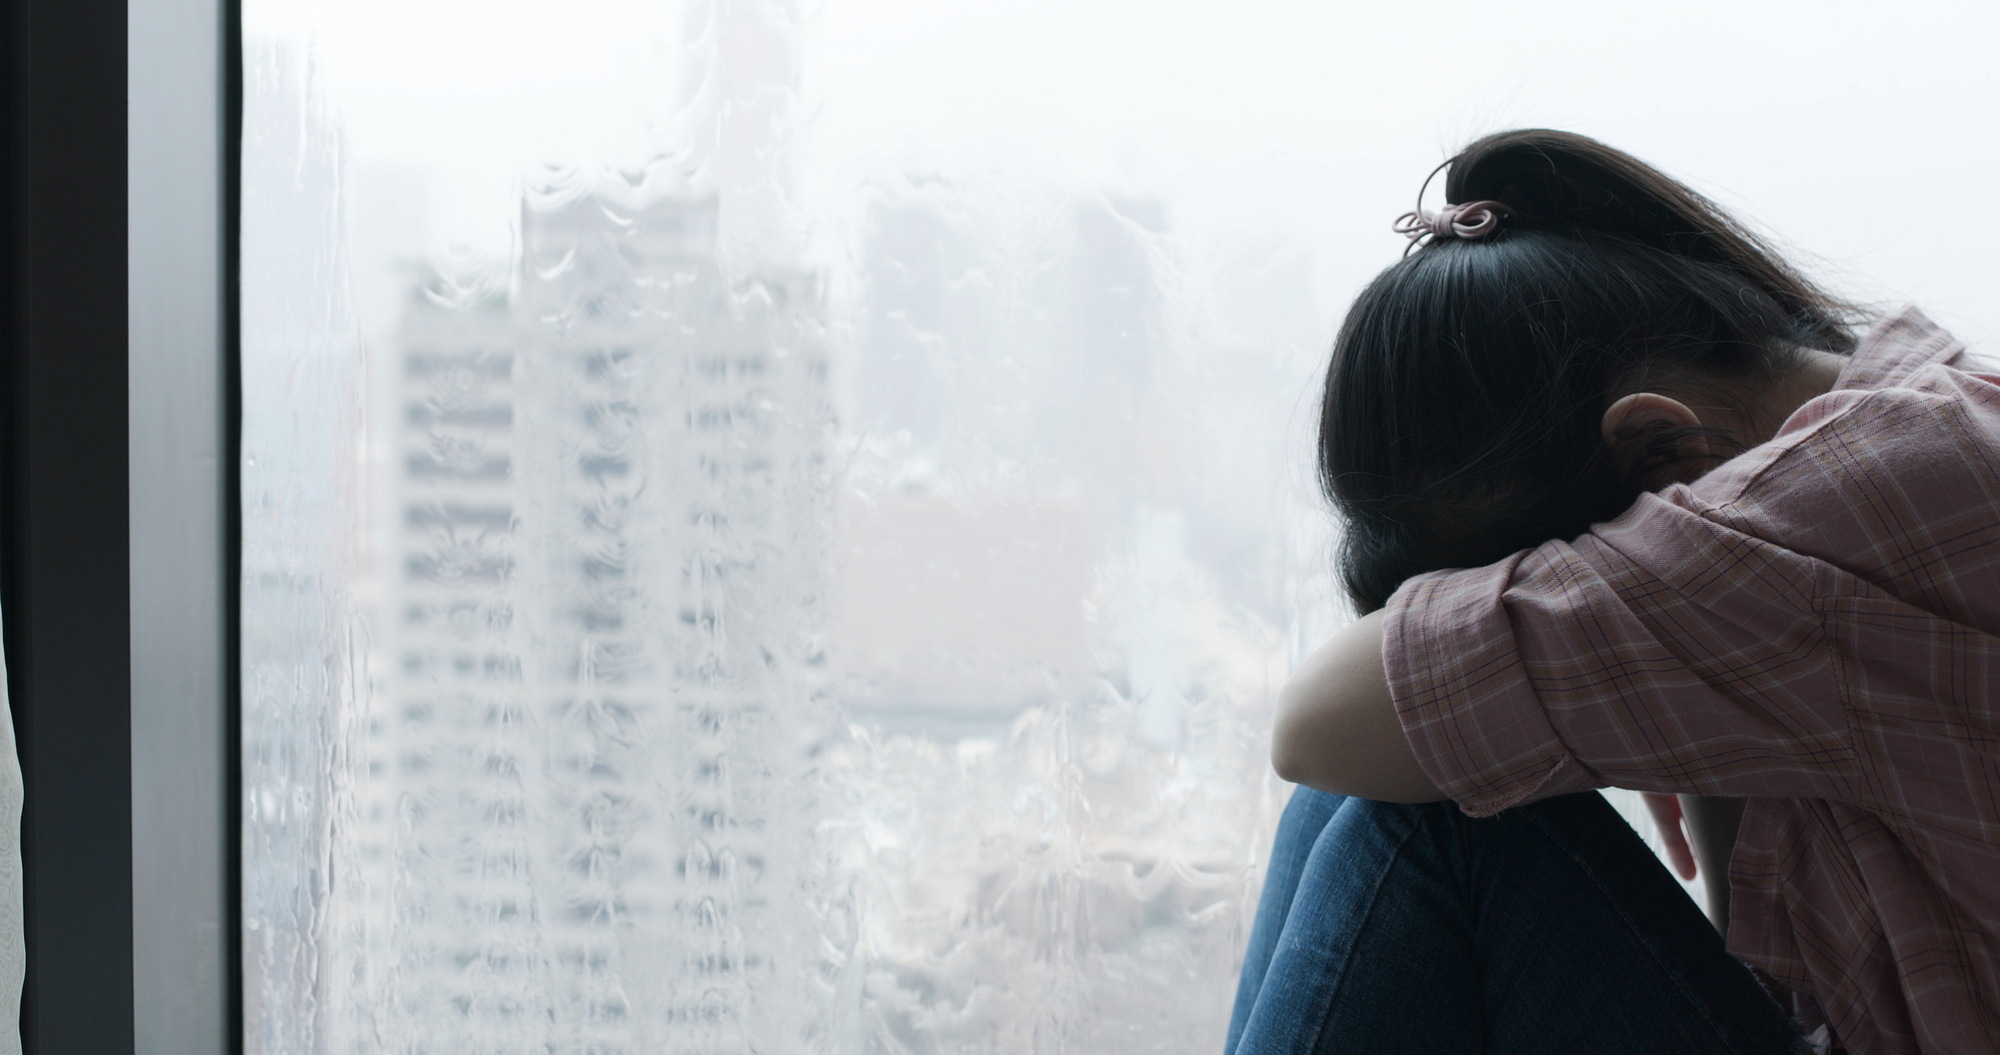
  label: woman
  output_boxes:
[1229,129,2000,1054]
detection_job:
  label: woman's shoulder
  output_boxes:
[1710,306,1999,500]
[1831,304,1966,390]
[1686,325,2000,632]
[1947,346,2000,376]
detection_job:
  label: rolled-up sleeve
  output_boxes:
[1384,554,1598,816]
[1383,490,1862,816]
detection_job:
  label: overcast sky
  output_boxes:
[249,0,2000,345]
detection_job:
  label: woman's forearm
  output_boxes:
[1270,611,1445,802]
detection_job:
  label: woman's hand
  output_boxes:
[1641,791,1745,934]
[1270,611,1445,802]
[1642,792,1699,880]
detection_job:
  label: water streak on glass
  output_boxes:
[243,2,1335,1050]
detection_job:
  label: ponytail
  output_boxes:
[1445,129,1854,352]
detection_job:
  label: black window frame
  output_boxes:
[0,0,241,1051]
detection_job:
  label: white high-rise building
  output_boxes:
[364,183,830,1052]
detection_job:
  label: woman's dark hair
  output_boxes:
[1321,129,1859,613]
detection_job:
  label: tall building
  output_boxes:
[365,182,831,1052]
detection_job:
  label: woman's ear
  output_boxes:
[1602,392,1702,444]
[1601,392,1710,483]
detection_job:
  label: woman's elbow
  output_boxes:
[1267,657,1444,802]
[1270,742,1315,788]
[1269,728,1304,786]
[1269,680,1322,787]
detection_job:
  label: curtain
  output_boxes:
[0,603,23,1055]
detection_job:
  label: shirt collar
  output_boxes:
[1835,304,1965,392]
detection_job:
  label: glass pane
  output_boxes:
[241,3,1321,1050]
[246,0,2000,1047]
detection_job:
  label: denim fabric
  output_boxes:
[1224,790,1803,1055]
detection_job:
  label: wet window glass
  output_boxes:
[240,1,2000,1049]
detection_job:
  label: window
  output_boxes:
[241,2,1314,1048]
[228,1,2000,1052]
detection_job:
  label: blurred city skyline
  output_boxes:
[245,5,1317,1044]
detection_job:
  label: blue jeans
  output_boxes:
[1225,790,1803,1054]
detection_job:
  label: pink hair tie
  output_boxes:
[1392,200,1515,249]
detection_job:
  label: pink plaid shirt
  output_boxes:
[1384,306,2000,1055]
